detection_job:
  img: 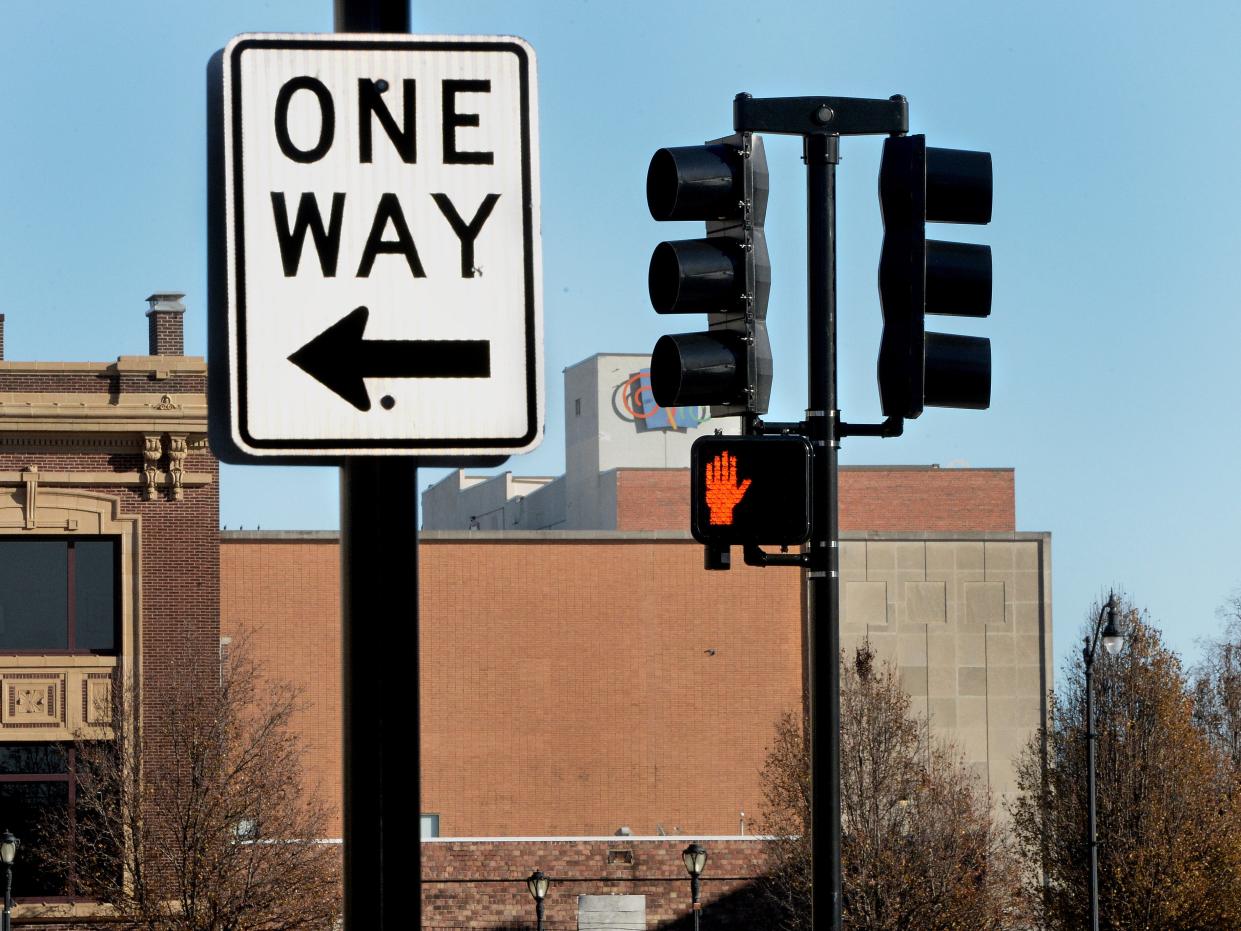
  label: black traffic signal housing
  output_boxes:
[877,134,993,419]
[646,133,771,417]
[690,435,812,546]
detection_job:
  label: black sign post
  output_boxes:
[332,5,417,929]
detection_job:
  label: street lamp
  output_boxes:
[1083,594,1124,931]
[0,830,17,931]
[682,842,707,931]
[526,869,549,931]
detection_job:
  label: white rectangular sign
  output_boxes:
[209,34,542,460]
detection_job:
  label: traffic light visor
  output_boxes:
[926,147,992,224]
[926,240,991,317]
[647,144,743,221]
[648,239,745,314]
[924,332,990,409]
[650,332,745,408]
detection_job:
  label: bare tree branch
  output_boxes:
[39,635,341,931]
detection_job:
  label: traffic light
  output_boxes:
[645,133,771,417]
[877,134,992,419]
[690,435,812,546]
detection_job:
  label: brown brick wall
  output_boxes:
[0,373,206,394]
[221,536,804,840]
[422,838,774,929]
[421,539,801,838]
[615,466,1014,532]
[219,537,343,835]
[839,467,1015,532]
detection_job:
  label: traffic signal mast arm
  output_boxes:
[733,93,908,137]
[733,93,912,441]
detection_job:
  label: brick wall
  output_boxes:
[219,534,342,834]
[221,534,804,840]
[1,355,219,922]
[614,466,1015,532]
[422,837,775,929]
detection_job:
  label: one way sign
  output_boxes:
[208,34,543,461]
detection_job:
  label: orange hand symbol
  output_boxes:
[704,451,751,525]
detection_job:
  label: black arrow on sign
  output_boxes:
[288,305,491,412]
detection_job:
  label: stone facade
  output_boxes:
[0,300,218,926]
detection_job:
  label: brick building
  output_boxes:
[0,325,1047,928]
[0,295,219,926]
[221,353,1050,928]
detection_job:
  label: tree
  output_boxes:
[40,639,341,931]
[1012,599,1241,930]
[1192,592,1241,770]
[760,644,1024,931]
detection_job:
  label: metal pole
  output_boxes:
[335,0,409,31]
[340,457,420,929]
[805,130,842,931]
[535,897,545,931]
[691,874,701,931]
[341,456,421,931]
[4,862,11,931]
[331,3,418,926]
[1085,647,1099,931]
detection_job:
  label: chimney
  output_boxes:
[0,314,5,361]
[146,293,186,356]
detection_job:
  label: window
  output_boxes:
[0,539,118,653]
[0,743,120,900]
[420,813,440,838]
[0,745,70,897]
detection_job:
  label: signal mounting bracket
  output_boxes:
[733,93,908,137]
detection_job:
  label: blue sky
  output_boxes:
[2,1,1240,676]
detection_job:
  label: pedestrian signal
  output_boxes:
[690,435,812,546]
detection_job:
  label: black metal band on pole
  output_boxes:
[805,130,842,931]
[335,9,416,931]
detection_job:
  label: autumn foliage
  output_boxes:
[1012,600,1241,930]
[760,644,1024,930]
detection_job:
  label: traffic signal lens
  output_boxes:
[648,239,745,314]
[924,332,990,409]
[646,144,743,221]
[650,332,744,408]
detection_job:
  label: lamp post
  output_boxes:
[526,869,549,931]
[0,830,17,931]
[682,842,707,931]
[1083,594,1124,931]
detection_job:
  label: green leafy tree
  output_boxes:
[761,645,1024,930]
[1013,600,1241,929]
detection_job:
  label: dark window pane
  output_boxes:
[0,744,68,776]
[0,541,68,651]
[74,541,117,652]
[0,781,69,897]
